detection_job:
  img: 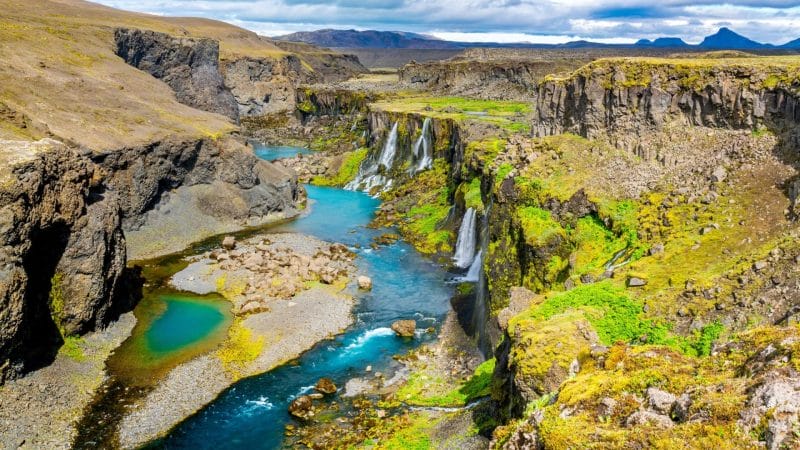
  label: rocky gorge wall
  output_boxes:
[533,60,800,155]
[0,140,129,382]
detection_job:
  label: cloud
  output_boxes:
[94,0,800,44]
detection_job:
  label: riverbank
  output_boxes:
[115,232,357,447]
[0,313,136,449]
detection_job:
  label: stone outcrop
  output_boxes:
[114,28,239,121]
[0,139,131,382]
[533,60,800,155]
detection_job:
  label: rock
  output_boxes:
[315,378,337,395]
[711,165,727,183]
[646,387,677,415]
[627,277,647,287]
[625,410,674,429]
[649,243,665,255]
[740,374,800,450]
[753,260,769,272]
[222,236,236,250]
[391,320,416,337]
[671,393,692,422]
[598,397,617,417]
[357,276,372,291]
[288,395,314,419]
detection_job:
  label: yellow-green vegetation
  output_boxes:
[497,324,800,449]
[509,282,723,356]
[516,206,565,247]
[382,158,454,254]
[216,319,264,379]
[312,148,368,186]
[457,178,484,213]
[462,138,507,175]
[214,273,248,300]
[545,56,800,92]
[48,272,66,334]
[60,336,86,362]
[393,358,496,407]
[371,95,530,132]
[355,412,438,450]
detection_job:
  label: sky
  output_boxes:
[94,0,800,45]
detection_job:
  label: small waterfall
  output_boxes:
[345,122,398,194]
[378,122,398,170]
[472,201,492,356]
[453,208,477,269]
[412,118,433,173]
[461,250,482,282]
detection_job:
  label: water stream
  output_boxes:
[147,169,455,447]
[253,144,314,161]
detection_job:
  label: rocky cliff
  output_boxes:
[0,139,130,382]
[533,58,800,154]
[115,28,240,121]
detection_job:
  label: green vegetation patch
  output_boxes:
[371,95,530,132]
[394,358,496,408]
[312,148,368,187]
[516,206,566,247]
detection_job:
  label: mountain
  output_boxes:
[275,29,462,49]
[636,37,690,48]
[780,37,800,49]
[699,27,769,49]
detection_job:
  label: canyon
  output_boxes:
[2,1,800,449]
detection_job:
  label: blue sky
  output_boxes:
[95,0,800,44]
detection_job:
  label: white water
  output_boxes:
[453,207,478,269]
[378,122,399,170]
[345,122,399,194]
[412,117,433,173]
[461,250,482,282]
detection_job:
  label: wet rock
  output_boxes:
[315,378,337,395]
[222,236,236,250]
[357,276,372,291]
[288,395,314,419]
[391,320,416,337]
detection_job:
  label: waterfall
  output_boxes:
[378,122,398,170]
[412,118,433,173]
[345,122,398,194]
[453,208,477,269]
[461,250,482,282]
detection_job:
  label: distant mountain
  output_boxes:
[636,37,690,48]
[699,27,769,49]
[780,38,800,49]
[276,27,795,52]
[274,29,462,49]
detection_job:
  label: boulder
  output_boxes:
[391,320,416,337]
[625,410,674,429]
[288,395,314,419]
[357,276,373,290]
[646,387,677,415]
[627,277,647,287]
[315,378,337,395]
[222,236,236,250]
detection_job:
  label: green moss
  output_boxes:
[462,178,484,213]
[312,148,369,187]
[60,335,86,361]
[48,272,66,334]
[394,358,496,408]
[494,163,514,184]
[297,100,317,114]
[570,215,629,277]
[516,206,566,247]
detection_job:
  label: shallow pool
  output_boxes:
[253,144,314,161]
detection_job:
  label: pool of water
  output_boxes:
[253,144,314,161]
[152,184,454,448]
[146,296,228,354]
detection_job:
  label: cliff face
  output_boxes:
[533,60,800,154]
[0,140,129,382]
[114,28,240,122]
[400,59,586,101]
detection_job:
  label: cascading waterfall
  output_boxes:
[453,207,477,269]
[412,117,433,173]
[378,122,398,170]
[461,250,482,282]
[471,201,492,356]
[345,122,398,194]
